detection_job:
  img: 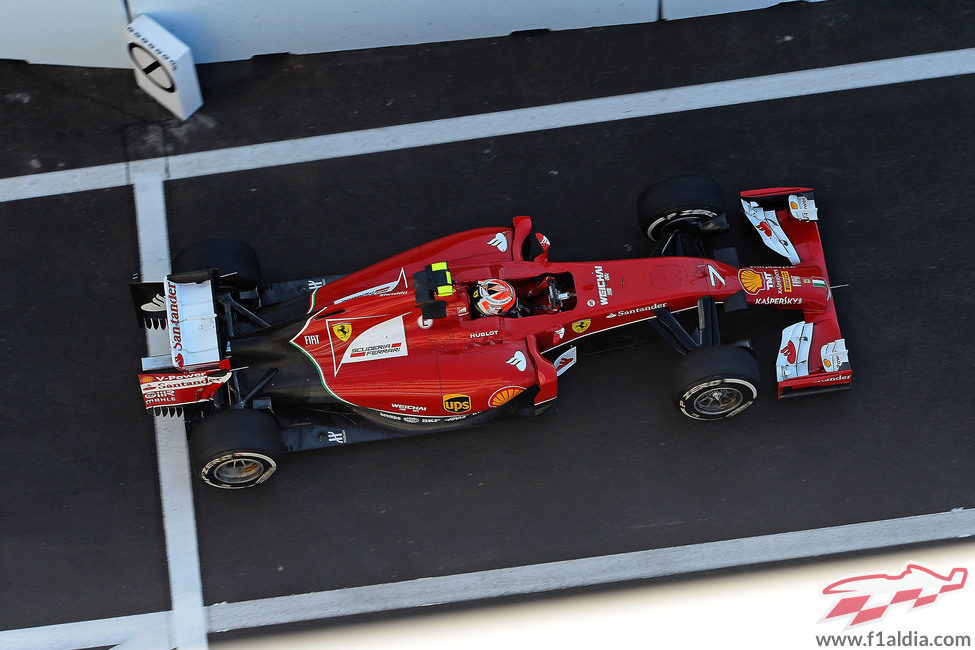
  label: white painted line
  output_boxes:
[134,168,209,650]
[153,412,208,650]
[133,167,172,283]
[167,48,975,181]
[2,48,974,204]
[0,611,168,650]
[0,161,128,203]
[206,508,975,632]
[3,509,972,647]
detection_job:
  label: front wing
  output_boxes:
[740,187,852,397]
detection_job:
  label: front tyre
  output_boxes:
[190,409,283,489]
[637,175,726,242]
[673,345,759,420]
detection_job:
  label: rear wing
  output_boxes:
[131,270,229,410]
[740,188,852,397]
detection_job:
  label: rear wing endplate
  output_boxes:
[131,269,224,370]
[164,270,222,369]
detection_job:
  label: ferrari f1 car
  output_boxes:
[131,176,851,488]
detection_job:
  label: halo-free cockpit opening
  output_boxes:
[470,272,576,318]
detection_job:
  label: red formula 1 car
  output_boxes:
[131,176,851,488]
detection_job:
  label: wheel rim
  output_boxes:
[213,457,266,484]
[648,209,719,240]
[693,385,744,415]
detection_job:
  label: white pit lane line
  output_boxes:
[1,49,975,647]
[0,48,974,202]
[2,510,973,647]
[135,165,209,650]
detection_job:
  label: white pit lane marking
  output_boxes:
[1,48,974,202]
[135,167,209,650]
[2,508,972,646]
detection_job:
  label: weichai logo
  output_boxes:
[443,394,472,413]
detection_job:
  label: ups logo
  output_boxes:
[443,394,472,413]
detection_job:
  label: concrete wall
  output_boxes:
[0,0,823,68]
[0,0,131,68]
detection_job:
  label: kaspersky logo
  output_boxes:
[822,563,967,627]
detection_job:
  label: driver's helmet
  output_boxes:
[473,279,517,316]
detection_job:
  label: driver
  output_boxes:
[472,279,518,317]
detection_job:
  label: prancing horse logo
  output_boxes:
[331,323,353,342]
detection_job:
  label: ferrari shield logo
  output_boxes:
[331,322,353,342]
[443,394,472,413]
[571,319,591,334]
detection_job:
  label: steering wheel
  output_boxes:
[546,278,562,312]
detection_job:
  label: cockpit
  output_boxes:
[413,263,576,321]
[470,273,576,318]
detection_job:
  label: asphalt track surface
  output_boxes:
[1,0,974,645]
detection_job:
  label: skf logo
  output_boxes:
[443,394,472,413]
[822,564,967,627]
[571,319,591,334]
[331,323,353,342]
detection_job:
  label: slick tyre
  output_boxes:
[190,409,283,489]
[673,345,760,420]
[173,238,261,291]
[637,175,726,242]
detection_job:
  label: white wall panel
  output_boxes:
[0,0,826,69]
[0,0,129,68]
[661,0,824,21]
[124,0,658,64]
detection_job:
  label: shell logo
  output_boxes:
[739,269,764,294]
[139,375,154,383]
[489,386,525,408]
[790,200,799,210]
[824,358,832,369]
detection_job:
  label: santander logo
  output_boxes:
[822,564,967,627]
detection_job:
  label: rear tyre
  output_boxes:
[172,238,261,291]
[190,409,283,489]
[673,345,759,420]
[637,175,726,242]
